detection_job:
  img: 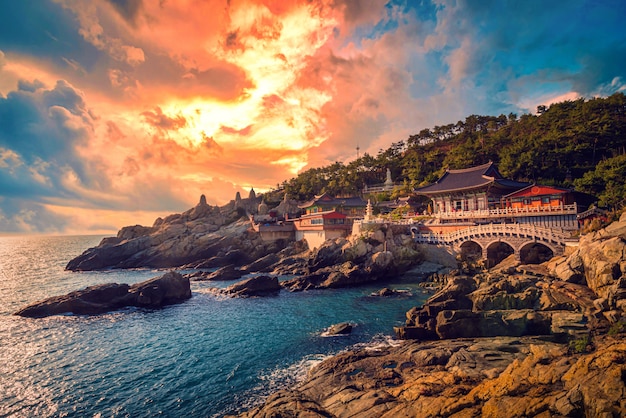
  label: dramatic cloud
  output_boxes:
[0,0,625,233]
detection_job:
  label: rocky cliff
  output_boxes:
[66,195,286,271]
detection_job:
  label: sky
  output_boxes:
[0,0,625,234]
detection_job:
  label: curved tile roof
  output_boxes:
[415,162,529,195]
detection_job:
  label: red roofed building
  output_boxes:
[293,193,367,249]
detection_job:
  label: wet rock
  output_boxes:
[15,271,191,317]
[192,265,243,281]
[371,288,411,297]
[213,275,281,298]
[324,322,353,335]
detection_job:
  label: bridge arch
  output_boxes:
[485,240,514,268]
[413,223,572,264]
[459,240,483,263]
[519,241,555,264]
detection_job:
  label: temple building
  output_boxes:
[415,162,595,231]
[293,193,367,249]
[297,193,367,219]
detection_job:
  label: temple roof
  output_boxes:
[299,193,367,209]
[415,162,529,196]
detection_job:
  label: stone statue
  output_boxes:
[385,168,393,187]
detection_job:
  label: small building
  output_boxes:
[293,210,351,249]
[294,193,366,249]
[298,193,367,219]
[251,219,295,242]
[502,185,595,229]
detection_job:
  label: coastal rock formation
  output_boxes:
[187,265,243,281]
[14,271,191,318]
[395,265,610,340]
[233,216,626,417]
[548,211,626,305]
[209,275,281,298]
[396,214,626,341]
[279,224,425,291]
[370,287,412,298]
[66,195,285,271]
[235,335,626,417]
[323,322,353,336]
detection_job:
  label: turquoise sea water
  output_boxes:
[0,235,429,417]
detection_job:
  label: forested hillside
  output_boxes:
[278,93,626,209]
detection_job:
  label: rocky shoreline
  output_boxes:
[231,213,626,417]
[25,195,626,416]
[232,334,626,417]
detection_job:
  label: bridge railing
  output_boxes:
[413,223,575,246]
[434,203,577,220]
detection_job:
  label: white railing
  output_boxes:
[435,203,577,220]
[576,205,605,220]
[355,217,417,226]
[414,223,576,246]
[362,183,399,193]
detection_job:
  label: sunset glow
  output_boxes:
[1,0,625,233]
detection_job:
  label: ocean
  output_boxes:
[0,235,429,417]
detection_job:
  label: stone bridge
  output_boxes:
[412,223,579,266]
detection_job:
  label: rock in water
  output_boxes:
[14,271,191,318]
[14,283,132,318]
[129,271,192,307]
[214,275,281,298]
[324,322,353,335]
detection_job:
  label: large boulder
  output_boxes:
[434,309,551,339]
[548,214,626,305]
[323,322,353,336]
[15,271,191,317]
[129,271,192,307]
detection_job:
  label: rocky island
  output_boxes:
[15,271,191,317]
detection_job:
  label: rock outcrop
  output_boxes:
[14,271,191,317]
[209,275,281,298]
[66,195,286,271]
[323,322,353,336]
[395,260,613,341]
[234,335,626,417]
[395,215,626,341]
[548,211,626,309]
[279,224,425,291]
